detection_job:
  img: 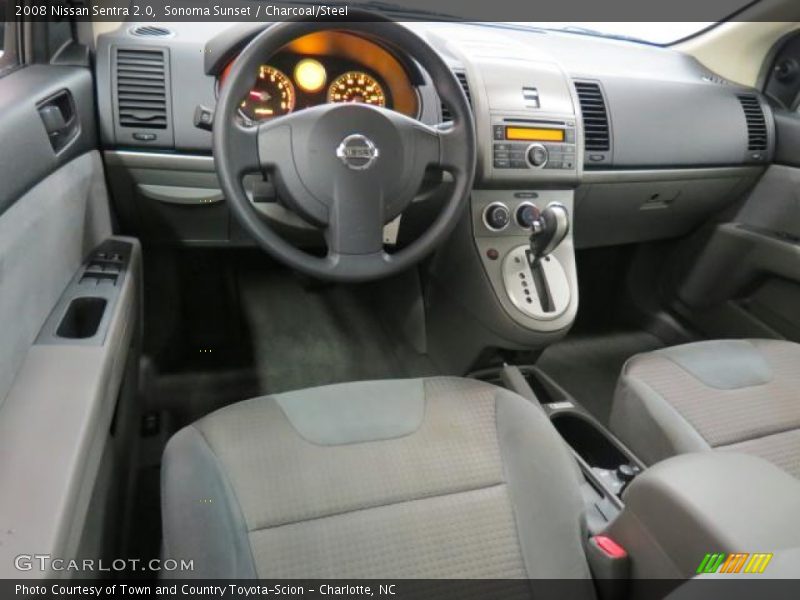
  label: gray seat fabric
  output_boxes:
[161,377,595,589]
[610,339,800,478]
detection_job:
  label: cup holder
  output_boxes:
[57,297,107,339]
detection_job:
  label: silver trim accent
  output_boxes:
[482,202,511,232]
[502,245,570,320]
[104,151,215,172]
[581,166,765,183]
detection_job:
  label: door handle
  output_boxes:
[37,89,79,152]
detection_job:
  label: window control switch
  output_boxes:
[80,272,118,286]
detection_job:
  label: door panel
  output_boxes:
[0,38,141,575]
[0,151,112,405]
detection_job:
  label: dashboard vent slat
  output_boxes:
[574,80,610,152]
[115,48,168,130]
[737,94,768,151]
[441,70,471,123]
[130,25,174,38]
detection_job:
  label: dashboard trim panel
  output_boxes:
[581,166,766,183]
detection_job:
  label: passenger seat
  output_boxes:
[610,339,800,479]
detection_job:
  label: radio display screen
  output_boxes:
[505,127,565,142]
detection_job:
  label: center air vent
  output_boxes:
[737,94,768,151]
[115,48,168,129]
[130,25,173,38]
[441,70,472,122]
[574,80,610,152]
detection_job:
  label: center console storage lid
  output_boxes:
[607,452,800,579]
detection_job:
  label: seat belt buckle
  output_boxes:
[586,535,630,599]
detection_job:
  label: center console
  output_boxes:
[424,52,583,372]
[473,363,800,591]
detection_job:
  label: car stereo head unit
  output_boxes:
[491,118,576,171]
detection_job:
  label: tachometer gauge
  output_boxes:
[327,71,386,107]
[239,66,295,121]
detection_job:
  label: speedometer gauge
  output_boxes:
[239,66,295,121]
[327,71,386,107]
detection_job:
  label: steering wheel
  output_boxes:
[213,16,476,282]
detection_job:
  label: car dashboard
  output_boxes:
[96,21,773,251]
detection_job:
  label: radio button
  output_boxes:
[494,158,511,169]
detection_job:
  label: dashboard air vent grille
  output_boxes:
[737,94,768,151]
[574,81,610,152]
[130,25,173,38]
[441,70,471,122]
[115,48,168,129]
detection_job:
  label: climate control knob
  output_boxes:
[527,143,548,168]
[516,202,541,229]
[483,202,511,231]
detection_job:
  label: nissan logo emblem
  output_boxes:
[336,134,380,170]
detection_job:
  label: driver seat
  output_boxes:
[161,377,595,586]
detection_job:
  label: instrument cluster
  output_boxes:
[219,54,392,123]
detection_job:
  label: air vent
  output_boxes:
[574,81,610,152]
[441,70,471,122]
[115,48,168,129]
[737,94,768,151]
[130,25,173,38]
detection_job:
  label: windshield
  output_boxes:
[522,22,717,45]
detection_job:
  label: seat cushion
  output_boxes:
[610,339,800,478]
[161,377,595,587]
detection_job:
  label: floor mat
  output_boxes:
[240,269,437,395]
[536,330,665,425]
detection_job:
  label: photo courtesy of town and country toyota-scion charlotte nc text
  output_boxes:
[14,584,394,597]
[16,2,350,18]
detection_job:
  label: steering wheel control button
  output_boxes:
[483,203,511,232]
[516,202,541,229]
[336,134,380,170]
[527,143,548,168]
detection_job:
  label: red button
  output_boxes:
[593,535,627,559]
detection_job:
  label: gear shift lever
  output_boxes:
[524,203,569,313]
[529,203,570,263]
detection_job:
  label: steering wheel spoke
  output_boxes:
[227,121,262,177]
[437,125,472,174]
[325,176,386,257]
